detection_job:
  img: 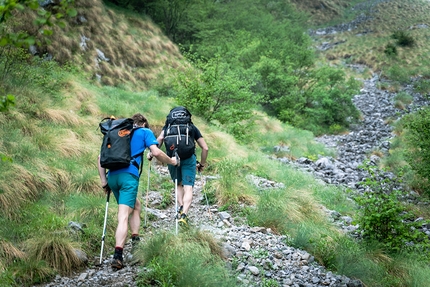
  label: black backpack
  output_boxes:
[163,107,195,159]
[99,117,143,173]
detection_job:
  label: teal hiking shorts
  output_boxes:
[108,173,139,208]
[168,155,196,186]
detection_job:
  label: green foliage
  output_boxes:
[66,194,105,222]
[328,123,345,135]
[354,163,429,253]
[402,107,430,195]
[413,78,430,95]
[402,254,430,287]
[391,30,415,47]
[143,0,362,135]
[0,94,14,112]
[200,183,216,206]
[331,240,389,287]
[261,278,280,287]
[249,248,268,259]
[384,43,397,56]
[106,0,197,42]
[0,270,18,287]
[175,55,260,140]
[394,91,413,110]
[157,189,173,209]
[274,66,360,135]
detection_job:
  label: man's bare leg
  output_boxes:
[116,204,132,248]
[177,183,184,208]
[182,185,193,214]
[129,198,141,236]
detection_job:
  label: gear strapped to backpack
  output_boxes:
[99,117,143,174]
[163,107,195,159]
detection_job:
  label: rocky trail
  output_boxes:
[35,165,364,287]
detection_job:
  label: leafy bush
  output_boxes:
[391,30,415,47]
[402,107,430,195]
[384,43,397,56]
[175,55,260,140]
[274,66,360,135]
[354,163,429,253]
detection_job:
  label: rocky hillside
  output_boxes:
[18,0,185,89]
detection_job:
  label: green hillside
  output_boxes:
[1,0,430,286]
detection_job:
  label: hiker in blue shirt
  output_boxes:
[97,113,177,270]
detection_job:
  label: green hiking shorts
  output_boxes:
[108,173,139,208]
[168,155,196,186]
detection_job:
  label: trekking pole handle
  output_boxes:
[102,183,111,194]
[175,151,180,167]
[196,160,205,172]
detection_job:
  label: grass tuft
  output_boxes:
[11,259,55,287]
[0,240,26,267]
[0,164,41,219]
[211,159,257,206]
[135,230,236,287]
[25,234,84,275]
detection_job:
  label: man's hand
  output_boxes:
[172,152,180,167]
[197,162,205,172]
[147,152,153,161]
[102,183,111,193]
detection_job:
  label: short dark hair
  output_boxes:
[132,113,149,128]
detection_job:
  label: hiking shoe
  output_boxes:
[178,213,188,226]
[176,205,184,219]
[111,256,124,270]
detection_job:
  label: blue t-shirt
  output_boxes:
[109,128,159,177]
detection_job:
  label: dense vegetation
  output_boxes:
[1,0,430,286]
[106,0,361,136]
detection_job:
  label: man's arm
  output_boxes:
[97,155,110,192]
[196,137,208,171]
[156,130,165,146]
[149,144,177,166]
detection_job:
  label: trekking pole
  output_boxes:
[144,159,151,228]
[100,189,110,265]
[174,151,180,235]
[197,162,212,220]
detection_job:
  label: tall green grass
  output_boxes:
[135,230,236,287]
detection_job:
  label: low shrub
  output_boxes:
[391,30,415,47]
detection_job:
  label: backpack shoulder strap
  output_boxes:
[129,126,145,176]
